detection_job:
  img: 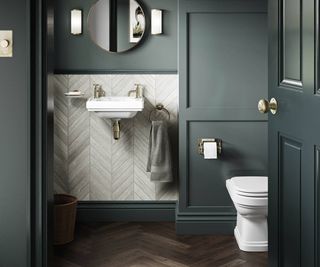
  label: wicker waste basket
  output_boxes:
[54,194,77,245]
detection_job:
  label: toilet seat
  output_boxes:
[226,176,268,207]
[229,176,268,197]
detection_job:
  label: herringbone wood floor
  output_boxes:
[53,222,267,267]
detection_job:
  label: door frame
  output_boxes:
[31,0,54,266]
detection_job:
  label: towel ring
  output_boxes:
[149,104,171,122]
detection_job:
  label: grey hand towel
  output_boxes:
[146,121,173,182]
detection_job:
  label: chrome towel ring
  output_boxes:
[149,104,171,122]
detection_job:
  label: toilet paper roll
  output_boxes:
[203,142,217,159]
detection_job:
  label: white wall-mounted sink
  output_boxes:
[86,96,144,119]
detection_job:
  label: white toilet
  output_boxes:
[226,176,268,252]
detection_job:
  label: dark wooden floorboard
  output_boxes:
[54,222,267,267]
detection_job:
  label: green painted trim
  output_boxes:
[54,69,178,75]
[27,0,32,265]
[32,0,55,265]
[77,201,177,222]
[175,212,236,235]
[175,221,236,235]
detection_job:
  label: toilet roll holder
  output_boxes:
[198,138,222,157]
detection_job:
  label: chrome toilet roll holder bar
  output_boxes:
[198,138,222,156]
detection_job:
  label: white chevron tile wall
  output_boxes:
[90,114,112,200]
[133,112,156,200]
[54,75,69,194]
[54,74,178,201]
[111,119,135,200]
[68,75,91,200]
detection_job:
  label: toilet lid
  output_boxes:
[230,176,268,196]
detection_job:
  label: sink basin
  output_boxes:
[86,96,144,119]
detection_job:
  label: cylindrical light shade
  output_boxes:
[151,9,163,35]
[71,9,82,35]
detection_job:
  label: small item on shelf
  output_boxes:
[64,90,85,98]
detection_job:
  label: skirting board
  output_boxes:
[176,212,236,235]
[77,201,177,223]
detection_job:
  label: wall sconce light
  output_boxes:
[151,9,163,35]
[71,9,82,35]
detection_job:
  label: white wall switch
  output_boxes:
[0,31,13,57]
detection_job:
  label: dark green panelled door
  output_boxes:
[268,0,318,266]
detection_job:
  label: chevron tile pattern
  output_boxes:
[111,119,135,200]
[90,113,112,200]
[54,222,268,267]
[68,75,91,200]
[155,75,179,123]
[54,75,69,194]
[131,75,156,200]
[155,75,179,200]
[53,74,178,201]
[133,110,156,200]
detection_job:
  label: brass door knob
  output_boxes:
[258,98,278,115]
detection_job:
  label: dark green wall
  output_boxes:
[0,0,31,266]
[54,0,178,73]
[177,0,268,234]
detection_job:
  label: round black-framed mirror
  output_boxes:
[88,0,146,53]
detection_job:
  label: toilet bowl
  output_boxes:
[226,176,268,252]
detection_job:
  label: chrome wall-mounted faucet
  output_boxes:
[128,84,144,98]
[93,84,105,98]
[93,84,101,98]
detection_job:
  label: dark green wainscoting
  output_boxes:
[177,0,268,234]
[54,0,178,73]
[77,201,177,222]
